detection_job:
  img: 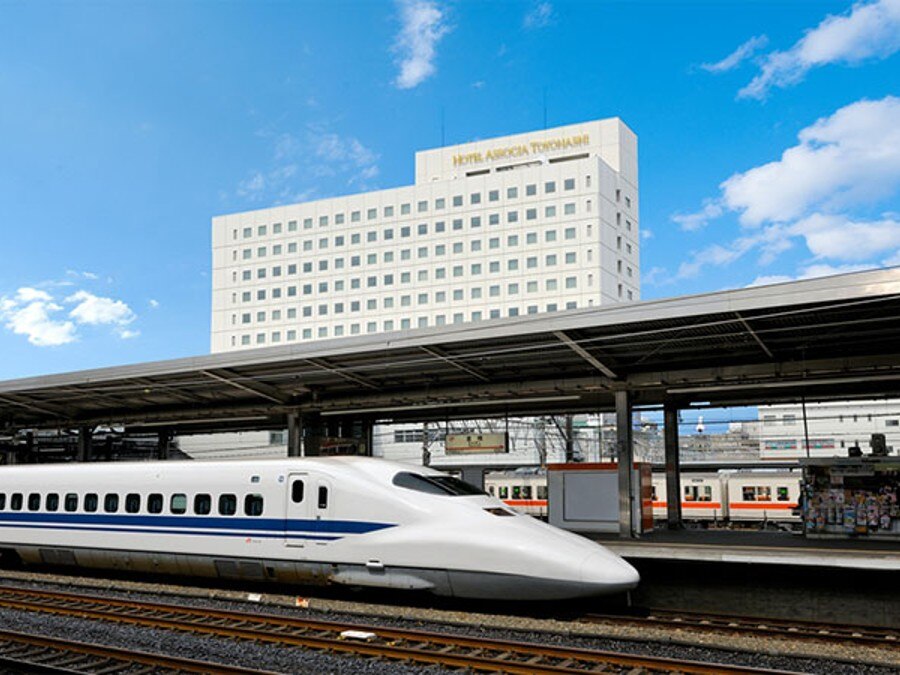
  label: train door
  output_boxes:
[285,473,312,548]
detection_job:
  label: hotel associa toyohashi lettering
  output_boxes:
[452,133,590,167]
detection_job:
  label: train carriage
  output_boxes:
[651,473,726,522]
[485,470,548,518]
[726,470,801,523]
[0,457,638,600]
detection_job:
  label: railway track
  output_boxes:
[0,626,272,674]
[0,584,796,674]
[583,609,900,649]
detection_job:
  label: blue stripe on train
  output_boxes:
[0,521,341,540]
[0,512,395,537]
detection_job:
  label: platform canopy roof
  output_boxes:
[1,268,900,433]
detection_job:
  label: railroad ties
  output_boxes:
[582,609,900,650]
[0,584,792,674]
[0,627,271,674]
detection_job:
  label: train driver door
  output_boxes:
[311,477,334,547]
[285,473,312,548]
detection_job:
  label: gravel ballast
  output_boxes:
[0,569,896,674]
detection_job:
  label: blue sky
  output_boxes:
[0,0,898,381]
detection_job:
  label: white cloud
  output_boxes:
[676,96,900,230]
[67,290,136,327]
[740,0,900,99]
[393,0,450,90]
[748,262,879,287]
[66,269,100,281]
[700,35,768,73]
[641,229,653,240]
[724,96,900,226]
[673,199,724,231]
[0,287,76,347]
[524,2,555,29]
[675,225,795,279]
[790,213,900,261]
[149,299,160,308]
[236,127,380,203]
[236,172,266,198]
[117,328,140,339]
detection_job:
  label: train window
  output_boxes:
[742,486,755,501]
[498,486,509,499]
[757,486,772,501]
[27,493,40,511]
[777,487,790,501]
[392,472,486,497]
[522,486,533,500]
[84,494,98,513]
[219,494,237,516]
[512,486,521,499]
[170,494,187,515]
[244,494,264,516]
[537,485,548,500]
[291,480,305,503]
[701,486,712,502]
[683,487,695,501]
[194,494,212,515]
[125,494,141,513]
[64,494,78,512]
[487,486,495,496]
[651,486,658,500]
[318,486,328,509]
[11,494,22,511]
[0,494,5,510]
[104,494,119,513]
[147,494,164,514]
[45,494,59,512]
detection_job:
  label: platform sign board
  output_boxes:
[445,433,507,454]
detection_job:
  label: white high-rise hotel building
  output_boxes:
[211,118,639,353]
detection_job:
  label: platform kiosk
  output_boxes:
[800,457,900,539]
[547,462,653,535]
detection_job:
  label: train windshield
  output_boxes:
[393,472,486,496]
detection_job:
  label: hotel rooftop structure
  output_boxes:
[211,118,639,353]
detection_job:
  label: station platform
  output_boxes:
[590,529,900,571]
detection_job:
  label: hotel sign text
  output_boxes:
[452,133,590,167]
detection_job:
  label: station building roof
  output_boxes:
[1,267,899,433]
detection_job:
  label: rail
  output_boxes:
[0,626,272,673]
[583,609,900,649]
[0,584,797,674]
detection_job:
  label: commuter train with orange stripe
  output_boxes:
[486,468,801,526]
[651,470,801,526]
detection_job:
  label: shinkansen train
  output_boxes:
[0,457,638,600]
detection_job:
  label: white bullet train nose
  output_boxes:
[580,550,640,594]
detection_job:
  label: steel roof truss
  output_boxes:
[553,331,617,379]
